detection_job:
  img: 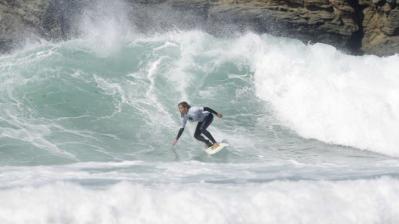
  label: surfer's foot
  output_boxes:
[211,143,219,150]
[205,141,213,148]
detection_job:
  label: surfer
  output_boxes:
[172,101,223,149]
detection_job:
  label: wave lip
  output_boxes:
[253,37,399,157]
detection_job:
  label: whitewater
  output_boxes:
[1,3,399,223]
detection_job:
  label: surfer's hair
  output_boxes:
[178,101,191,117]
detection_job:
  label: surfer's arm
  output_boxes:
[173,117,187,145]
[204,107,223,118]
[176,128,184,140]
[172,128,184,145]
[204,107,217,114]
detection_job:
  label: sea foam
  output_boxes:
[248,34,399,157]
[0,178,398,224]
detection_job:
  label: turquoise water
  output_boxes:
[0,32,316,165]
[1,30,399,223]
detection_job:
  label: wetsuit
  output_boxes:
[176,106,218,147]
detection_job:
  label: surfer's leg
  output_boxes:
[199,114,217,144]
[194,122,213,147]
[201,130,216,144]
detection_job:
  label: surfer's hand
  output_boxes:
[172,139,178,145]
[217,113,223,118]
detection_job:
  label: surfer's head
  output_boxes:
[178,101,190,117]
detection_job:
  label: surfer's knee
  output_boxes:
[199,127,206,133]
[194,132,201,139]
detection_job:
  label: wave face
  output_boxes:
[1,31,399,164]
[2,28,399,223]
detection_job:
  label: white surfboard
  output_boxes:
[205,143,228,155]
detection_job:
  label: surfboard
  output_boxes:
[205,143,228,155]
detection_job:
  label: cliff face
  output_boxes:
[0,0,78,52]
[0,0,48,51]
[0,0,398,55]
[206,0,360,51]
[361,0,399,55]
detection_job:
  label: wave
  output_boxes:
[0,30,398,164]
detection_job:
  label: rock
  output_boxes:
[0,0,49,50]
[362,5,399,55]
[205,0,359,51]
[0,0,81,53]
[382,7,399,34]
[0,0,398,55]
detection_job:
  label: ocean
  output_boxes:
[1,5,399,223]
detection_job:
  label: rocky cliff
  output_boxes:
[0,0,398,55]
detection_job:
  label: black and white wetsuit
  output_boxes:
[176,106,218,147]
